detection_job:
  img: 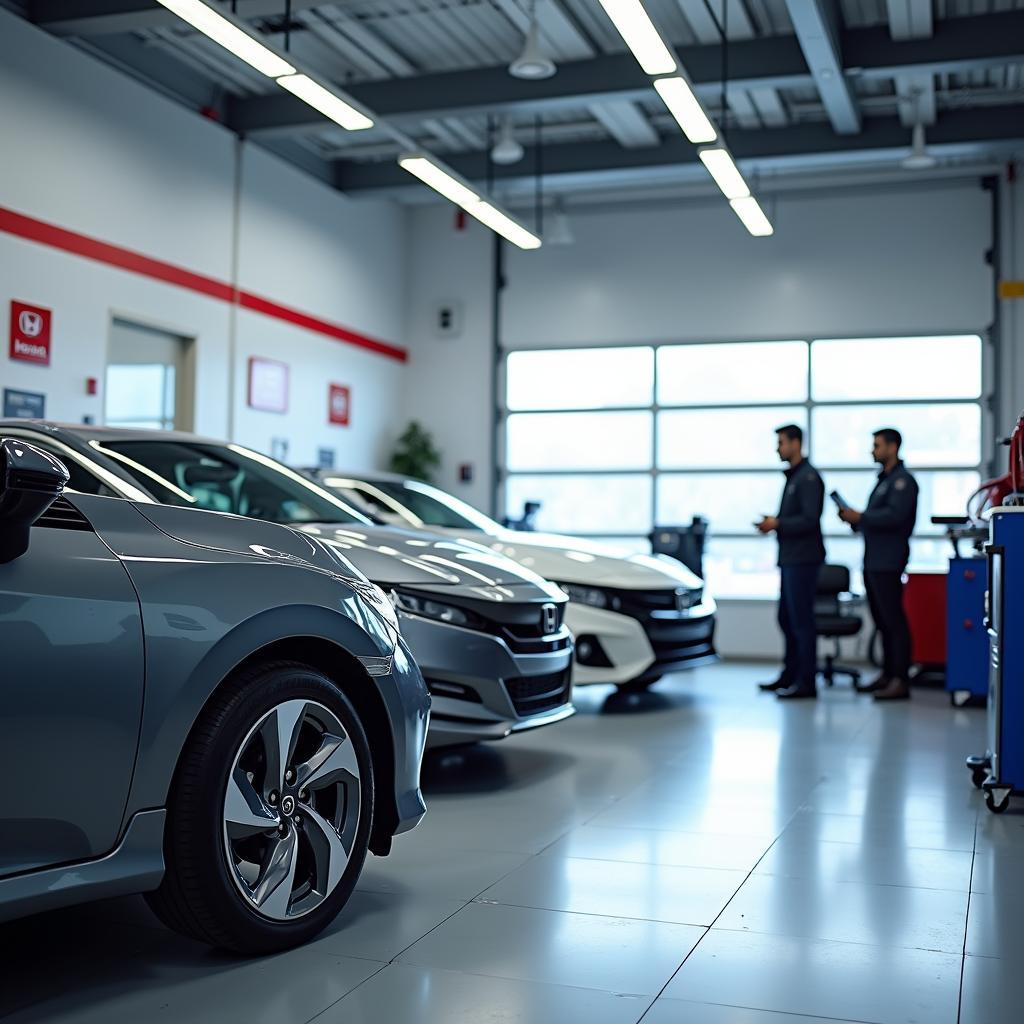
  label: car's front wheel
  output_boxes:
[147,661,374,953]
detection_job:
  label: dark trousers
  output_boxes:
[865,570,912,681]
[778,564,821,692]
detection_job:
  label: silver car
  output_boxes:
[0,437,428,953]
[0,422,575,747]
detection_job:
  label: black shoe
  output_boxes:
[873,678,910,702]
[776,685,817,700]
[759,678,791,692]
[855,673,888,694]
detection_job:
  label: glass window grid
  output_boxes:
[499,337,987,588]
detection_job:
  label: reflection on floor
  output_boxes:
[2,663,1019,1024]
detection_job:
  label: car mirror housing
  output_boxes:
[0,438,70,563]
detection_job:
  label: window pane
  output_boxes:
[105,364,169,422]
[811,404,980,467]
[658,407,807,469]
[505,474,652,534]
[657,472,793,533]
[658,342,808,406]
[702,537,780,598]
[506,412,652,471]
[823,470,981,535]
[507,347,654,410]
[812,336,982,401]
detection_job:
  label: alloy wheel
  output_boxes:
[222,699,361,921]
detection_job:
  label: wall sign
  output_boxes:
[317,447,336,469]
[248,356,289,413]
[329,384,351,426]
[9,301,52,366]
[3,388,46,419]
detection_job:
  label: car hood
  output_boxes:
[441,528,705,590]
[294,522,565,594]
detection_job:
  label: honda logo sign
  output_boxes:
[541,604,559,635]
[9,301,52,366]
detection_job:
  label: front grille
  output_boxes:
[504,670,571,716]
[482,604,569,655]
[609,587,704,618]
[498,632,572,655]
[35,497,92,531]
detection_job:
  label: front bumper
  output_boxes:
[396,610,575,747]
[568,596,717,686]
[373,637,429,845]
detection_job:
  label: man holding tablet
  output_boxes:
[756,424,826,700]
[837,428,920,701]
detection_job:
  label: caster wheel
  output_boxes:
[971,766,988,790]
[985,789,1011,814]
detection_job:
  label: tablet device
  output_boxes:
[830,490,850,510]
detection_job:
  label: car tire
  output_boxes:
[146,660,374,954]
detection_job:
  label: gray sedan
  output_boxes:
[0,422,575,747]
[0,437,429,953]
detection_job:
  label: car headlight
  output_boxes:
[391,590,484,629]
[558,583,609,609]
[365,582,400,632]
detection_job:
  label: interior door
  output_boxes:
[105,317,195,431]
[0,499,145,877]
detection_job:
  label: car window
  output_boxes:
[98,440,369,525]
[322,477,500,532]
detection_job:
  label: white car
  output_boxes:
[306,470,717,691]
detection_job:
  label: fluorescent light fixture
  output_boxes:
[398,154,540,250]
[155,0,295,79]
[730,196,774,237]
[653,76,717,144]
[277,74,373,131]
[597,0,676,76]
[699,147,750,200]
[399,155,480,209]
[466,201,542,250]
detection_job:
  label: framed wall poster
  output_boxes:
[328,383,351,426]
[247,357,289,413]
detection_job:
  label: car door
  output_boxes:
[0,493,145,877]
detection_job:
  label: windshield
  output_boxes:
[98,440,371,526]
[320,476,501,533]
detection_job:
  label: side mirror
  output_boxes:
[0,438,70,564]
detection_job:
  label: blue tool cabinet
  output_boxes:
[968,508,1024,813]
[946,556,989,707]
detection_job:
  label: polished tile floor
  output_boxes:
[2,663,1020,1024]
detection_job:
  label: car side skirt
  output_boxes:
[0,810,166,924]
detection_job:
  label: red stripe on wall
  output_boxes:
[0,205,407,363]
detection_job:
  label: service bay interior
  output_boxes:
[1,2,1023,1023]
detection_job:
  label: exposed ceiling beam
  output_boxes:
[226,12,1024,137]
[29,0,323,35]
[332,104,1024,194]
[783,0,860,133]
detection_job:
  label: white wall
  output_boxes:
[403,182,1000,656]
[0,8,406,467]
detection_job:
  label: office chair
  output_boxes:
[815,564,864,687]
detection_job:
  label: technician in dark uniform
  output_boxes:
[757,424,826,700]
[838,428,919,702]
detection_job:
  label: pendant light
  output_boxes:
[510,0,556,80]
[491,118,525,165]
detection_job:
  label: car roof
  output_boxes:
[0,420,228,446]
